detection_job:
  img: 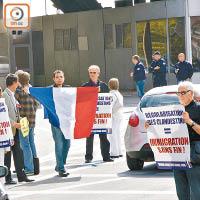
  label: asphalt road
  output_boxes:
[6,94,178,200]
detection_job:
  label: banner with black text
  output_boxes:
[142,105,191,169]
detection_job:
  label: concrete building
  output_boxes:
[0,0,200,90]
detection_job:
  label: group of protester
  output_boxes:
[0,71,39,184]
[0,51,198,200]
[130,52,193,99]
[0,65,124,183]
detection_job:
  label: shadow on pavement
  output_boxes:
[67,160,105,169]
[118,163,173,178]
[20,176,82,187]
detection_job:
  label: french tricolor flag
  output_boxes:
[30,87,98,139]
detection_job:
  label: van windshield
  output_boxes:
[140,94,180,110]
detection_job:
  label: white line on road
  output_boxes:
[8,190,176,196]
[6,157,122,190]
[9,177,128,199]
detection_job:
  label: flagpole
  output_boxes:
[45,0,47,15]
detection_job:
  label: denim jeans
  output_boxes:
[19,128,37,173]
[51,125,71,171]
[174,165,200,200]
[136,80,145,99]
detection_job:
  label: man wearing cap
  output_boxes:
[174,53,193,83]
[149,51,167,88]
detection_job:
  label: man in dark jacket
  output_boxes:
[130,55,146,99]
[174,81,200,200]
[149,51,167,88]
[83,65,113,163]
[174,53,193,83]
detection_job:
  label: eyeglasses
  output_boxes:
[89,72,97,74]
[176,90,191,96]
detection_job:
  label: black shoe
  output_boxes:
[55,167,59,172]
[119,155,123,157]
[5,179,17,185]
[110,156,120,159]
[85,159,92,163]
[18,177,34,183]
[33,157,40,175]
[58,170,70,177]
[103,158,114,162]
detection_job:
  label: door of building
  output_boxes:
[10,31,34,84]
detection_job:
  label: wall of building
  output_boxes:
[2,0,198,91]
[30,0,188,90]
[0,3,10,89]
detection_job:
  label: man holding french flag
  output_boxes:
[29,70,99,177]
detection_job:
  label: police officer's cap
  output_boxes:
[153,51,161,56]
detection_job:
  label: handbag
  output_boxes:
[191,141,200,165]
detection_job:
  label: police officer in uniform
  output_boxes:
[130,55,146,99]
[174,53,193,83]
[149,51,167,88]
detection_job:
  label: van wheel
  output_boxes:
[126,153,144,170]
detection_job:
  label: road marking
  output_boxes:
[8,190,176,196]
[9,177,128,199]
[6,157,122,190]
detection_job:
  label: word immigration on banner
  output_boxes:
[92,93,112,134]
[0,99,13,148]
[142,105,191,170]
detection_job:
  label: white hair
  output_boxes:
[88,65,100,73]
[178,81,194,91]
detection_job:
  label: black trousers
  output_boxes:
[4,130,26,181]
[85,134,110,160]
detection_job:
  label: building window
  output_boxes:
[105,24,114,49]
[116,24,123,48]
[106,23,132,49]
[63,29,71,50]
[32,31,45,75]
[55,29,64,50]
[55,28,78,51]
[168,18,185,72]
[15,47,29,71]
[191,17,200,72]
[70,28,78,50]
[136,19,167,68]
[123,23,132,48]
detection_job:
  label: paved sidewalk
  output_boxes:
[122,91,140,108]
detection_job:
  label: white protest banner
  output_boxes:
[0,99,13,148]
[92,93,112,134]
[142,105,191,169]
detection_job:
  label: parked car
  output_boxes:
[124,84,200,170]
[0,166,9,200]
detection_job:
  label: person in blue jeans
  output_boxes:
[130,55,146,99]
[15,72,39,176]
[50,70,71,177]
